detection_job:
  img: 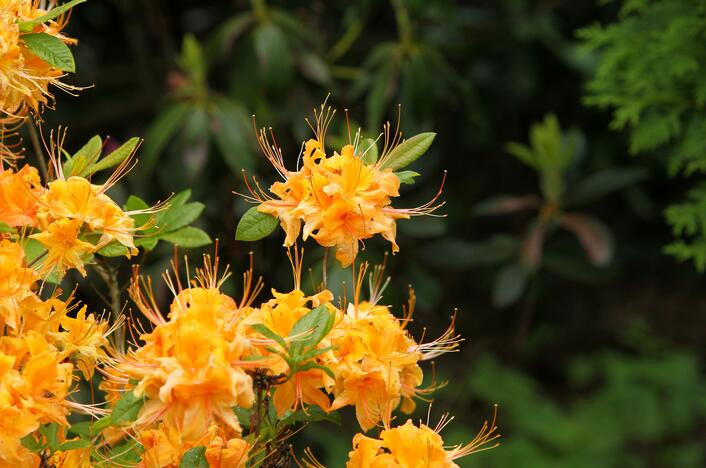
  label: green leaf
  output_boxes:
[235,207,279,241]
[97,241,130,257]
[111,390,144,425]
[289,305,334,355]
[565,167,647,206]
[379,132,436,171]
[180,446,208,468]
[57,439,92,451]
[104,439,142,465]
[18,0,86,32]
[0,222,16,234]
[68,421,92,437]
[251,324,287,350]
[89,415,113,436]
[89,137,141,175]
[159,227,211,248]
[39,423,60,450]
[253,23,294,89]
[157,192,204,232]
[21,434,42,452]
[22,238,60,284]
[208,12,254,57]
[21,33,75,72]
[395,170,420,184]
[492,264,529,308]
[297,362,336,380]
[64,135,102,177]
[210,97,256,172]
[178,34,206,86]
[141,102,190,177]
[297,51,331,85]
[360,138,379,165]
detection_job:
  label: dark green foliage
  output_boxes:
[465,350,706,467]
[580,0,706,269]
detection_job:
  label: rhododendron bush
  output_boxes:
[0,1,498,467]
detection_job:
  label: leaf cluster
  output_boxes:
[579,0,706,270]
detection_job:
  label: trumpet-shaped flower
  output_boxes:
[0,164,43,227]
[0,239,38,331]
[346,414,499,468]
[30,217,95,276]
[326,262,460,431]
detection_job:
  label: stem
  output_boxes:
[27,117,47,179]
[322,248,329,288]
[94,260,125,352]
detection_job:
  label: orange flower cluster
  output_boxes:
[110,256,259,466]
[256,137,406,267]
[0,239,113,466]
[0,156,142,277]
[138,423,249,468]
[248,104,438,267]
[0,0,77,121]
[346,414,499,468]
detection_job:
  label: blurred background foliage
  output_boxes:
[41,0,706,465]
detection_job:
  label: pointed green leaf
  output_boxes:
[492,264,529,308]
[21,33,75,72]
[159,202,204,232]
[395,170,420,184]
[141,103,190,177]
[64,135,102,177]
[57,439,92,451]
[379,132,436,171]
[159,227,211,248]
[21,434,42,452]
[88,137,141,175]
[39,423,60,450]
[289,305,334,355]
[235,207,279,241]
[180,446,208,468]
[18,0,86,32]
[97,241,130,257]
[111,390,144,425]
[251,324,287,350]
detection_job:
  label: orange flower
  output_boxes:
[37,176,139,254]
[137,423,249,468]
[245,103,442,267]
[326,263,460,431]
[0,238,38,331]
[30,217,95,276]
[0,331,78,465]
[48,306,112,379]
[346,413,499,468]
[0,164,43,227]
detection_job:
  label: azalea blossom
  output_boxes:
[243,103,443,267]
